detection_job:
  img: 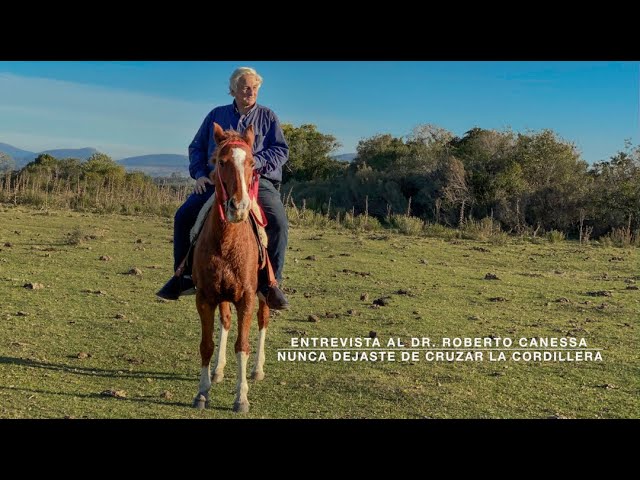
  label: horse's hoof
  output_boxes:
[251,371,265,381]
[192,393,209,409]
[212,373,224,383]
[233,401,250,413]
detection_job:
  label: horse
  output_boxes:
[191,122,270,413]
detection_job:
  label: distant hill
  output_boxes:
[0,143,100,168]
[118,154,189,167]
[0,142,189,176]
[0,143,35,161]
[118,153,189,177]
[34,148,98,162]
[333,153,357,162]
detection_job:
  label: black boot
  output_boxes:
[158,243,197,300]
[257,268,289,310]
[156,275,195,300]
[258,283,290,310]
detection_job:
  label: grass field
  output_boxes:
[0,204,638,418]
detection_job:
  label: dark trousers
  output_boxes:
[173,177,288,283]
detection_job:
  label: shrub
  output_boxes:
[389,214,424,236]
[546,230,566,243]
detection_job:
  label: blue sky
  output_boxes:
[0,61,637,162]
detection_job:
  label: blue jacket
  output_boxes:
[188,101,289,183]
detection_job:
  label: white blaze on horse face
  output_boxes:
[231,148,250,212]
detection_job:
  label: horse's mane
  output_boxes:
[208,128,249,172]
[213,128,247,156]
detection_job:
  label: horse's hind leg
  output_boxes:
[212,301,232,383]
[233,294,256,413]
[193,297,217,409]
[251,299,270,381]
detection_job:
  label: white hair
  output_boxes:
[229,67,263,95]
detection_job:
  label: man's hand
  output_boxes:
[194,176,214,194]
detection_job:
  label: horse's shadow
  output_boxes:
[0,356,230,410]
[0,384,189,408]
[0,355,192,381]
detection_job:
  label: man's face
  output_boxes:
[233,74,260,110]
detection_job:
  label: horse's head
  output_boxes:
[212,122,255,223]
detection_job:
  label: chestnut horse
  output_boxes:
[191,122,270,413]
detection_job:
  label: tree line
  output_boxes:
[0,152,191,216]
[1,123,638,243]
[281,123,639,241]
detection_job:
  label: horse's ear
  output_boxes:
[213,122,225,144]
[243,124,255,148]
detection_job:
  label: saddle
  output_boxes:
[249,199,269,270]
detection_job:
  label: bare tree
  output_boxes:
[0,152,16,174]
[442,156,471,226]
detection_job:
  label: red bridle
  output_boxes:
[215,140,259,223]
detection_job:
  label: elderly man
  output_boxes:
[157,66,290,310]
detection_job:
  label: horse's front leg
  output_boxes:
[233,294,256,413]
[212,302,232,383]
[193,295,217,409]
[251,299,270,381]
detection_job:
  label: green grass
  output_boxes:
[0,204,638,418]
